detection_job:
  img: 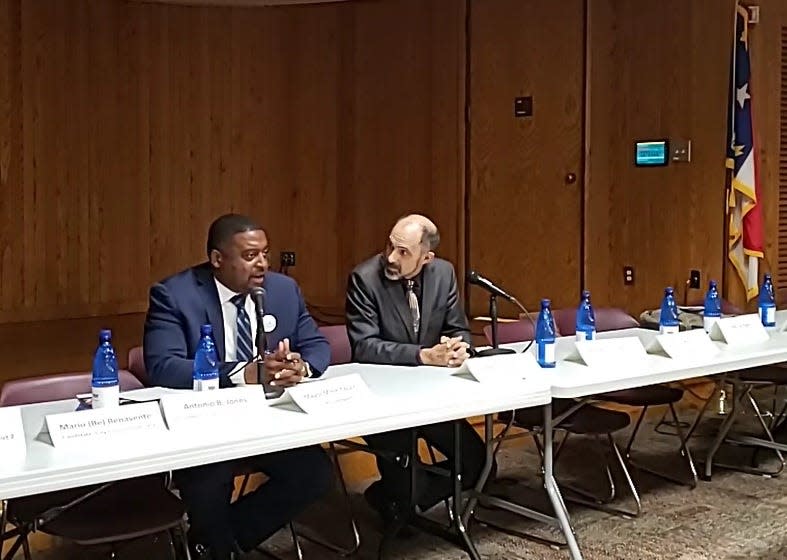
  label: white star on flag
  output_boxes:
[737,83,750,108]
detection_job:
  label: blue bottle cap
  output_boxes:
[709,280,717,289]
[764,273,772,281]
[200,324,213,336]
[664,287,674,296]
[99,329,112,342]
[541,298,551,308]
[581,289,591,299]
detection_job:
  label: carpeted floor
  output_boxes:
[10,410,787,559]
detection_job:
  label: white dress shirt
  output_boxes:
[214,278,258,385]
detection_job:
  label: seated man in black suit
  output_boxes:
[345,214,492,525]
[144,214,333,560]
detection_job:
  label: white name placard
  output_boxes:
[45,401,166,448]
[646,329,720,361]
[463,352,540,384]
[287,373,375,414]
[565,336,648,369]
[710,314,770,347]
[0,407,26,466]
[160,386,269,431]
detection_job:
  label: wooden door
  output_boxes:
[468,0,584,316]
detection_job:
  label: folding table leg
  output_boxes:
[704,385,749,479]
[0,499,6,551]
[542,404,584,560]
[466,414,569,549]
[411,423,481,560]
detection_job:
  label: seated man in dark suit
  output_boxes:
[345,214,491,525]
[144,213,333,560]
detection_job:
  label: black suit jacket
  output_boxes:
[345,255,472,365]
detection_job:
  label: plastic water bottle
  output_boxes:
[759,273,776,327]
[659,287,680,334]
[536,299,557,368]
[703,280,722,333]
[91,329,119,409]
[575,290,596,341]
[193,324,219,391]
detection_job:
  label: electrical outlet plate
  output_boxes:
[689,269,701,289]
[623,266,635,285]
[280,251,296,267]
[670,139,691,162]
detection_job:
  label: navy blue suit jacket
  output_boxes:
[143,263,330,389]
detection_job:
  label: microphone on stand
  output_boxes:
[467,270,534,357]
[467,271,516,303]
[249,287,267,358]
[249,287,278,395]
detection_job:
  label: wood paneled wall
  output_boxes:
[585,0,734,312]
[468,0,584,316]
[2,0,780,379]
[0,0,464,379]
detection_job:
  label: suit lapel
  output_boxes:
[195,264,226,360]
[382,275,416,343]
[418,265,436,344]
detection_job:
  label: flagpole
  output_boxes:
[722,1,738,303]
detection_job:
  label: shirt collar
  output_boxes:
[214,277,243,305]
[405,269,423,288]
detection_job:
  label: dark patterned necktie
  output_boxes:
[406,280,420,335]
[232,293,254,361]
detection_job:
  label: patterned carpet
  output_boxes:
[13,410,787,559]
[270,412,787,560]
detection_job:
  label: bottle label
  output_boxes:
[193,377,220,392]
[92,385,119,409]
[703,316,719,333]
[538,341,556,367]
[760,305,776,327]
[659,325,679,335]
[575,329,596,342]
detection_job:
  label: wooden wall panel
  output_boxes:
[0,313,145,384]
[0,0,23,315]
[3,0,775,379]
[0,0,465,377]
[2,0,153,322]
[468,0,584,316]
[585,0,734,314]
[335,0,466,298]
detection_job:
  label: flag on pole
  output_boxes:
[727,2,764,301]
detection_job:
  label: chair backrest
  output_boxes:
[553,307,639,335]
[482,319,550,345]
[127,345,149,386]
[687,297,745,316]
[319,324,352,365]
[720,300,745,315]
[0,370,143,407]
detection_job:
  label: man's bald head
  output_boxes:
[392,214,440,252]
[383,214,439,280]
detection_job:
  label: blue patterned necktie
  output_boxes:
[232,293,254,361]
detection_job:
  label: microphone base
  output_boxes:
[475,347,516,358]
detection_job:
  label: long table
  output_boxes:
[0,362,553,560]
[3,314,787,560]
[473,313,787,559]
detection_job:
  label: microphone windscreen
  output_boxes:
[250,287,266,316]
